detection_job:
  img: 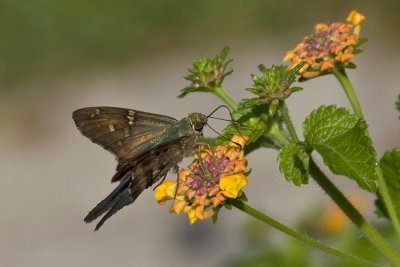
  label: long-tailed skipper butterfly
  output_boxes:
[72,107,207,230]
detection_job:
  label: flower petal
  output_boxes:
[154,180,176,204]
[346,10,365,26]
[230,135,249,149]
[219,173,248,198]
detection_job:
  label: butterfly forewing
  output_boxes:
[72,107,177,160]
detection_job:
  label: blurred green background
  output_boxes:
[1,1,399,267]
[1,0,400,89]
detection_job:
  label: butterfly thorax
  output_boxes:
[156,112,207,157]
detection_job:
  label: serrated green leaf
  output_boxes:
[375,148,400,220]
[278,143,310,186]
[303,105,377,192]
[303,105,359,144]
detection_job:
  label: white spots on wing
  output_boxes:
[127,116,134,125]
[124,127,130,137]
[108,124,116,132]
[91,108,101,118]
[127,110,135,125]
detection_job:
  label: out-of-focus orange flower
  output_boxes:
[318,193,367,234]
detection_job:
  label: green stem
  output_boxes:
[310,159,400,266]
[332,68,364,118]
[231,200,378,267]
[333,67,400,240]
[376,166,400,238]
[213,86,238,110]
[268,121,291,147]
[280,103,300,142]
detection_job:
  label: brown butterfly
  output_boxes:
[72,107,207,230]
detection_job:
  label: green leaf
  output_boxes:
[200,137,218,147]
[356,38,368,47]
[218,98,272,145]
[278,143,310,186]
[245,87,261,95]
[303,105,377,192]
[269,103,278,115]
[258,64,267,72]
[375,148,400,220]
[177,86,213,98]
[224,202,232,210]
[396,95,400,117]
[291,86,303,93]
[238,192,248,202]
[288,61,306,76]
[212,208,220,224]
[346,62,358,69]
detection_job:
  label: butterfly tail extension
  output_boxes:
[84,180,133,230]
[84,179,131,223]
[93,190,133,231]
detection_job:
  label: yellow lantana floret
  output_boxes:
[154,180,176,204]
[219,173,248,198]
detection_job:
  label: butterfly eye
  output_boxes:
[193,121,204,132]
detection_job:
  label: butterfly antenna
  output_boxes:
[207,105,248,148]
[207,116,233,122]
[207,123,242,149]
[206,105,231,118]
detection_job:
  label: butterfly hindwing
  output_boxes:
[84,136,196,230]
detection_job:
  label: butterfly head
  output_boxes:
[188,112,207,133]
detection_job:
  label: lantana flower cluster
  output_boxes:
[155,135,248,224]
[284,10,365,78]
[246,65,303,111]
[183,47,233,90]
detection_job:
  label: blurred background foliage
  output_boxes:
[1,0,400,91]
